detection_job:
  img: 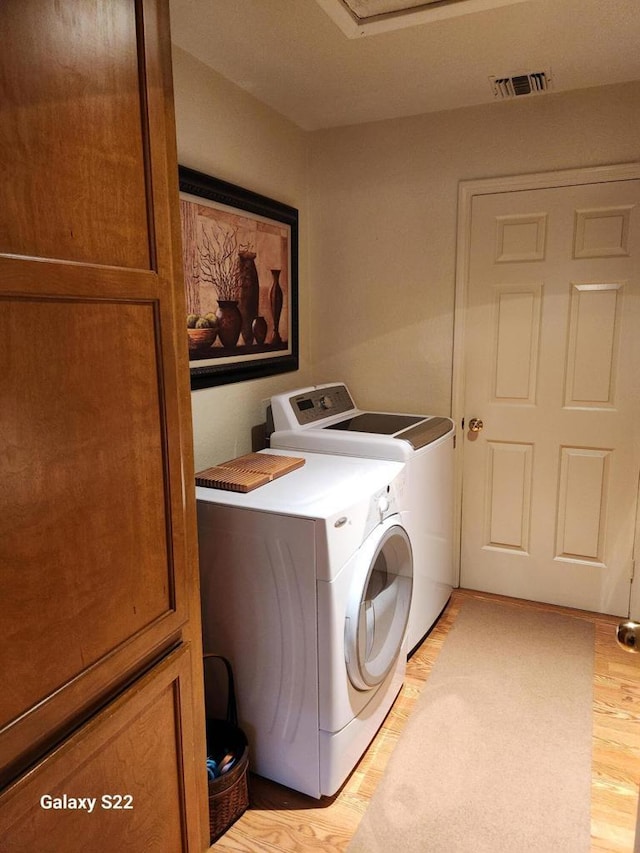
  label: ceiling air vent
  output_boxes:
[489,70,552,100]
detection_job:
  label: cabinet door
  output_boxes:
[1,645,201,852]
[0,0,207,838]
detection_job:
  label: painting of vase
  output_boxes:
[178,166,299,388]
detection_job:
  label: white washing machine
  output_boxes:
[197,449,413,798]
[268,383,455,652]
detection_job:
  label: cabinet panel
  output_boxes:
[0,0,150,268]
[0,645,201,853]
[1,296,172,721]
[0,284,191,782]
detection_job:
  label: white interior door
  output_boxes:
[459,177,639,616]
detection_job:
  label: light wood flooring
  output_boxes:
[209,589,640,852]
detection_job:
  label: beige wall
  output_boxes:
[172,43,640,463]
[172,46,312,469]
[308,82,640,416]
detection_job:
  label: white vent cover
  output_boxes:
[489,70,552,100]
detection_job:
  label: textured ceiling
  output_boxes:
[169,0,640,130]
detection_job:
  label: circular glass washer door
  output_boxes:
[345,516,413,691]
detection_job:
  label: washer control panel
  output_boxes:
[274,384,356,427]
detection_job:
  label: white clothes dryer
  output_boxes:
[268,383,455,652]
[197,449,412,798]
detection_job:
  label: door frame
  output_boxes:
[451,162,640,588]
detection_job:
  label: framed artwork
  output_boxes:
[178,166,299,389]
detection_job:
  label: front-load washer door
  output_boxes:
[345,516,413,691]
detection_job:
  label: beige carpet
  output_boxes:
[347,598,595,853]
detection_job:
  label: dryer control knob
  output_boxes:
[319,395,334,410]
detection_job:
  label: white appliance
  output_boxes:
[197,449,413,798]
[268,383,455,652]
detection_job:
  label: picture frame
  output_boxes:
[178,166,299,389]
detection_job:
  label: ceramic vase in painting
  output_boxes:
[269,269,283,346]
[238,250,259,345]
[252,315,267,346]
[215,300,242,349]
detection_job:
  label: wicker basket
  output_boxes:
[203,654,250,843]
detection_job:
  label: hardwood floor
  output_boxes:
[209,589,640,852]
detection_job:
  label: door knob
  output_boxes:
[468,418,484,432]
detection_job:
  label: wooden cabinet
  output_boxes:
[2,646,200,852]
[0,1,208,849]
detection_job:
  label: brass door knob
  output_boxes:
[468,418,484,432]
